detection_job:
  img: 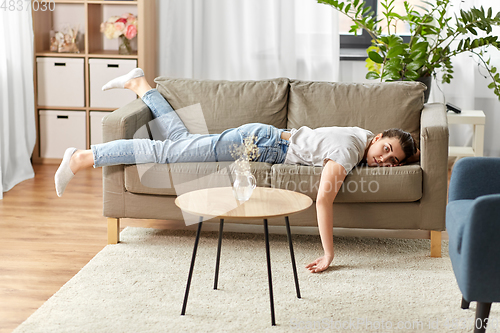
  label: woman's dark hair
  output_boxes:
[381,128,417,161]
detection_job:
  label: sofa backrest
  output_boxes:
[287,80,426,145]
[154,77,289,133]
[154,77,425,145]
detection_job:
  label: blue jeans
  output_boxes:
[91,89,290,167]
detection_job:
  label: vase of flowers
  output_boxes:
[230,135,260,203]
[118,35,132,55]
[100,13,137,55]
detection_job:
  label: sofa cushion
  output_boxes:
[154,77,289,134]
[125,162,422,202]
[271,164,422,202]
[124,162,272,196]
[287,81,425,146]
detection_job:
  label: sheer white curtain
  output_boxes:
[428,0,500,157]
[157,0,339,81]
[0,10,36,199]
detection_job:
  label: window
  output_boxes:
[340,0,427,49]
[339,0,377,49]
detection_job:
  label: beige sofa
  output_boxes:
[101,77,449,256]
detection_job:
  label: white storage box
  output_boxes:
[39,110,86,159]
[90,111,110,146]
[89,58,138,108]
[36,57,85,107]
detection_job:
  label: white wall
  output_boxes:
[338,60,372,83]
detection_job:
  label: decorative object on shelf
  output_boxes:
[49,26,80,53]
[100,13,138,55]
[317,0,500,101]
[49,33,58,52]
[230,135,260,203]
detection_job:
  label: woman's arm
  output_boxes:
[305,159,347,273]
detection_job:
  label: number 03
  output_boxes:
[31,0,56,11]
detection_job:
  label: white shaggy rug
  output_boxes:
[14,227,499,332]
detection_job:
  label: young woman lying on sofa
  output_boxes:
[55,68,420,273]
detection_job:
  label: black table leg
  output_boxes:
[285,216,301,299]
[181,216,203,315]
[214,219,224,290]
[263,218,276,326]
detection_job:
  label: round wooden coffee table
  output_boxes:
[175,187,313,326]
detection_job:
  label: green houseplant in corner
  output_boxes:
[318,0,500,101]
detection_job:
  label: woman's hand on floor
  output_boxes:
[305,255,333,273]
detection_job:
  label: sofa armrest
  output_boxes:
[466,194,500,252]
[448,157,500,202]
[462,194,500,301]
[419,103,449,230]
[101,98,153,218]
[102,98,153,142]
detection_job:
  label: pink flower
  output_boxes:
[127,17,136,25]
[122,13,136,21]
[114,22,126,34]
[125,24,137,40]
[115,17,127,25]
[101,14,137,40]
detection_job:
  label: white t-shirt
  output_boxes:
[283,126,375,173]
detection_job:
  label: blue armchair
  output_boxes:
[447,157,500,333]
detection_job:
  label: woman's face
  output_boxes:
[365,134,406,167]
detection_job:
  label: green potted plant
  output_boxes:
[318,0,500,101]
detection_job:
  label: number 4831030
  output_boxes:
[1,0,56,11]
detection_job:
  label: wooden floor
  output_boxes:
[0,164,181,333]
[0,163,454,332]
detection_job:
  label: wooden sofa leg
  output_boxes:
[107,218,120,244]
[430,231,441,258]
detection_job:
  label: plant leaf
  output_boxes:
[406,60,425,71]
[404,69,420,80]
[366,71,381,80]
[411,41,428,53]
[411,51,426,60]
[368,51,384,64]
[387,45,404,58]
[467,26,478,35]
